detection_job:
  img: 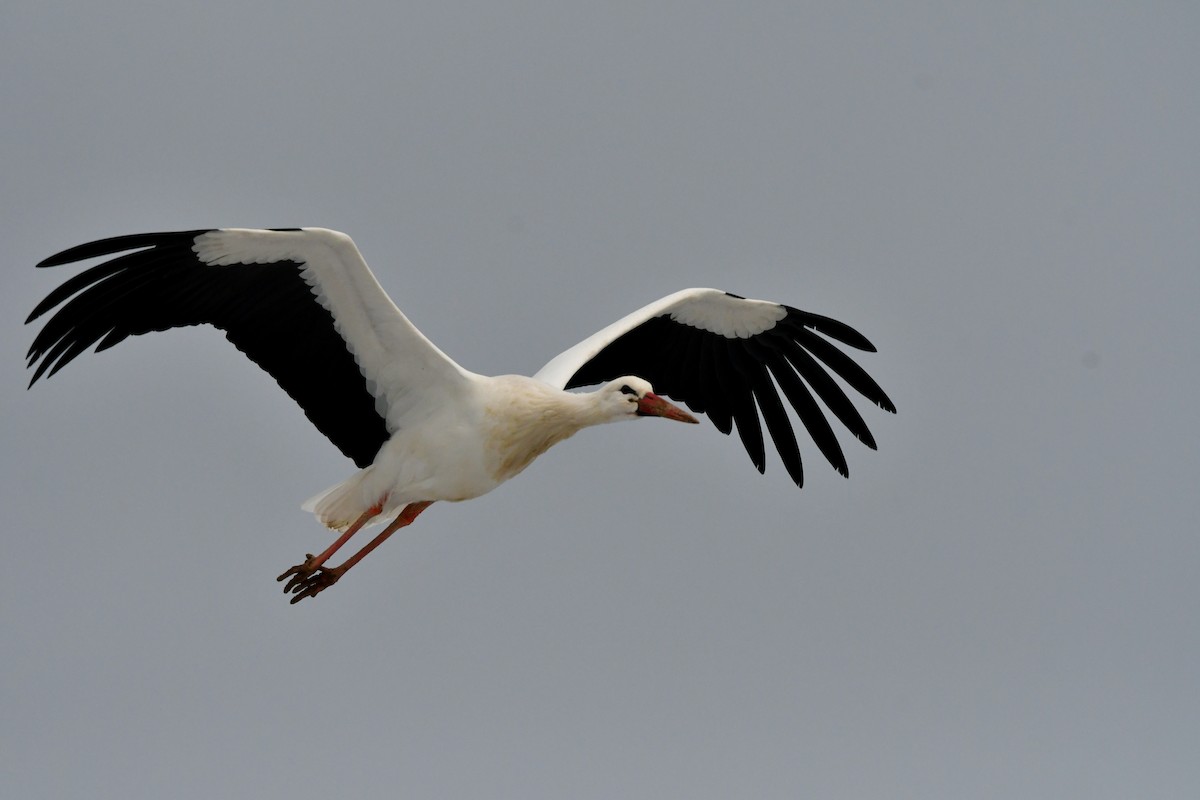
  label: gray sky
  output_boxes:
[4,2,1198,798]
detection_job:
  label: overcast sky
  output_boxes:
[3,3,1198,798]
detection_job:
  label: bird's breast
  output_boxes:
[481,383,587,484]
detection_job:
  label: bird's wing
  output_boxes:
[533,288,896,485]
[26,228,474,467]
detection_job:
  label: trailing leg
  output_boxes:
[276,500,383,592]
[285,501,434,604]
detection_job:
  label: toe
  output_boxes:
[277,554,318,584]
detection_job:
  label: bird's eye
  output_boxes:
[619,384,637,396]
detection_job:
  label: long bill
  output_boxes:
[636,393,699,424]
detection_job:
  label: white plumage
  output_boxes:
[27,227,894,602]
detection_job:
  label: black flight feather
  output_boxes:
[26,231,391,468]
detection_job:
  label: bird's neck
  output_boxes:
[482,378,610,483]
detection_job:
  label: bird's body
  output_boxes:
[26,227,894,602]
[306,373,641,530]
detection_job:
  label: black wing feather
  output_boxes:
[793,329,896,413]
[776,336,876,450]
[741,346,804,485]
[561,302,894,483]
[720,338,767,474]
[749,337,845,479]
[782,308,878,351]
[26,231,391,468]
[673,327,706,415]
[698,335,734,435]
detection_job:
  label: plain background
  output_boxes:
[3,3,1197,798]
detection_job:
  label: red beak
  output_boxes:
[636,393,699,424]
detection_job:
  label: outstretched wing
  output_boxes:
[534,288,895,486]
[26,228,473,467]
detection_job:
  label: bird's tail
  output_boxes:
[302,470,387,531]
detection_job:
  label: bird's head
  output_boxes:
[598,377,699,424]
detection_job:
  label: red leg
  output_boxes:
[285,501,434,604]
[276,501,385,590]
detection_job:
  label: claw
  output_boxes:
[286,566,345,604]
[277,554,320,592]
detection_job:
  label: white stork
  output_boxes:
[26,228,895,603]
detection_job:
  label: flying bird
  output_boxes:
[26,228,895,602]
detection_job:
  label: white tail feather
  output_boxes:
[302,469,387,531]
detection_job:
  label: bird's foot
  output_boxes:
[276,554,321,593]
[283,564,346,604]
